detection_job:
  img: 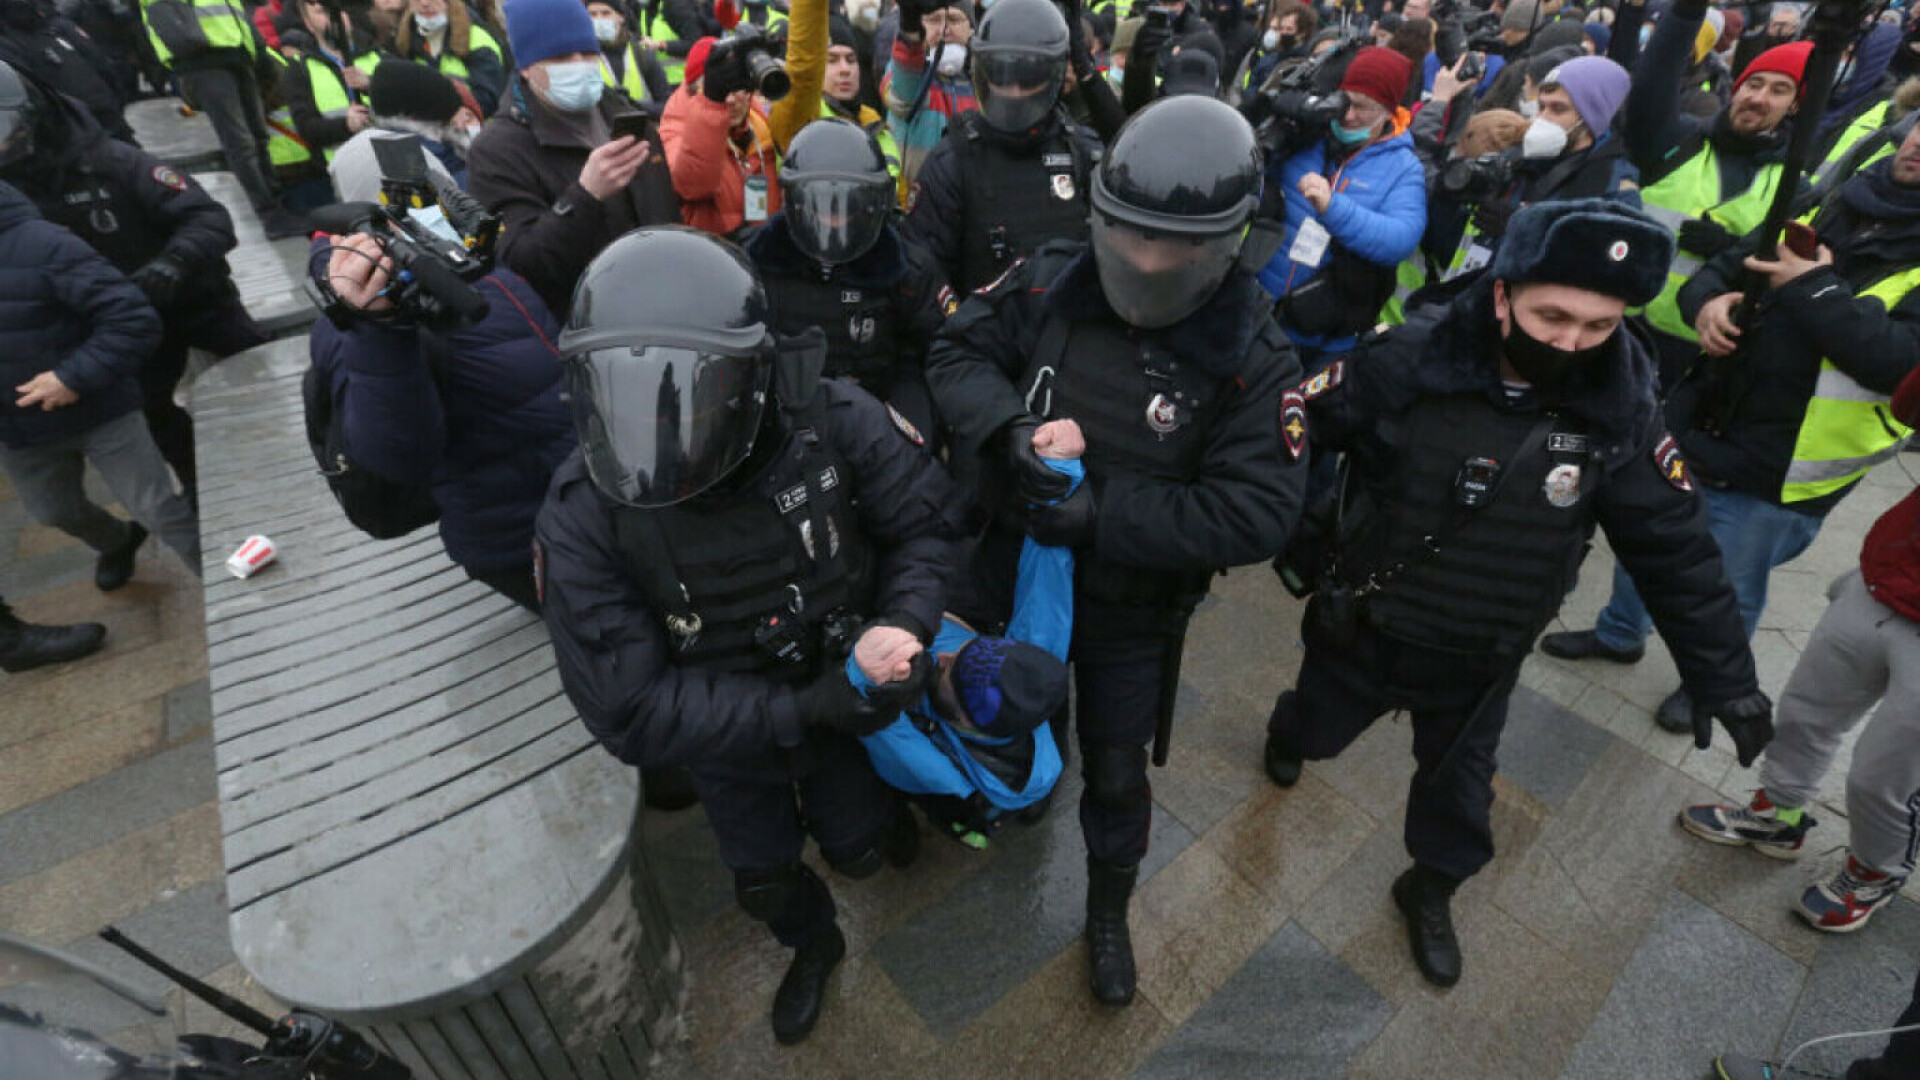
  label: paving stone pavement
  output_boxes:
[2,127,1917,1076]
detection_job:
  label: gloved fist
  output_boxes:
[1470,198,1515,240]
[896,0,935,37]
[1028,480,1095,547]
[1005,416,1073,504]
[1133,10,1172,60]
[130,255,187,309]
[1678,216,1737,258]
[1699,690,1774,767]
[702,41,752,100]
[796,650,932,736]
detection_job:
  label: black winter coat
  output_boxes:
[536,378,968,768]
[1313,277,1759,706]
[467,78,680,317]
[0,181,159,448]
[0,15,133,142]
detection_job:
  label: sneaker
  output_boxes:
[1797,855,1908,933]
[1679,791,1815,859]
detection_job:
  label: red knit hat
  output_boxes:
[1339,46,1413,111]
[1736,40,1814,97]
[684,36,717,86]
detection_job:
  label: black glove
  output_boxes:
[1004,417,1073,504]
[130,254,187,309]
[1470,198,1516,239]
[1132,10,1172,63]
[1239,89,1276,125]
[1678,216,1737,258]
[1699,690,1774,767]
[1028,481,1095,547]
[1062,0,1094,78]
[896,0,935,38]
[701,40,751,101]
[795,649,932,736]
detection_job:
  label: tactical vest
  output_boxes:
[953,111,1091,294]
[602,42,654,103]
[1351,393,1598,657]
[1779,266,1920,504]
[1638,144,1785,341]
[763,272,906,395]
[1021,313,1224,607]
[612,403,876,679]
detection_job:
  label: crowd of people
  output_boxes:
[4,0,1920,1071]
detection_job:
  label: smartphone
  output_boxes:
[1456,50,1485,82]
[610,113,651,144]
[1784,221,1818,259]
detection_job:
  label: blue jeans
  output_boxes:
[1594,486,1824,651]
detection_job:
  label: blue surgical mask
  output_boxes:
[1330,119,1371,145]
[543,59,605,112]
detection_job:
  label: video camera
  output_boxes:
[1439,147,1520,204]
[714,23,791,99]
[1244,36,1361,155]
[306,133,500,330]
[1431,0,1506,66]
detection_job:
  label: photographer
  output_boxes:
[467,0,679,318]
[660,33,782,237]
[1257,44,1426,369]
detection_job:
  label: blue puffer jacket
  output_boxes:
[309,260,575,573]
[1258,120,1426,351]
[0,181,159,449]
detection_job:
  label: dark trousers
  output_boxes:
[176,64,277,211]
[1070,601,1180,868]
[1268,603,1517,883]
[688,732,898,946]
[144,295,267,493]
[1848,964,1920,1080]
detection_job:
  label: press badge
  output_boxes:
[1455,242,1493,276]
[1288,218,1331,266]
[744,175,769,224]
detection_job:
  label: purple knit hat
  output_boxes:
[1541,55,1631,135]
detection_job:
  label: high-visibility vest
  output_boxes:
[1377,253,1430,327]
[602,42,654,102]
[819,98,901,181]
[1638,144,1785,342]
[636,4,684,85]
[262,51,315,171]
[1813,99,1895,187]
[139,0,254,67]
[1779,266,1920,504]
[303,52,367,162]
[418,24,500,83]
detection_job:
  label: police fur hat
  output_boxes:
[1489,198,1675,306]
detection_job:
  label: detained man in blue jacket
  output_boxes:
[1259,45,1426,370]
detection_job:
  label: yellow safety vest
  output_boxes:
[634,5,684,86]
[1638,144,1785,342]
[1377,253,1430,327]
[1813,99,1895,187]
[818,98,901,182]
[1780,267,1920,503]
[262,51,315,172]
[417,24,500,83]
[601,42,653,103]
[139,0,254,68]
[303,53,364,162]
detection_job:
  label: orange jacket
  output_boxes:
[659,87,782,236]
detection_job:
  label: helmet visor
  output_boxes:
[974,51,1066,132]
[568,345,771,508]
[784,174,893,265]
[1091,214,1241,330]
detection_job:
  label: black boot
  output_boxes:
[95,522,147,592]
[1085,859,1139,1005]
[0,613,107,672]
[771,923,846,1045]
[830,802,921,879]
[1391,866,1462,988]
[1263,730,1303,788]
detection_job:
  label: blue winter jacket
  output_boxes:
[0,181,159,449]
[1258,122,1427,352]
[308,258,575,573]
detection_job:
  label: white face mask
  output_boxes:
[1522,115,1570,158]
[414,11,447,33]
[1262,28,1280,51]
[1107,61,1124,87]
[542,59,605,112]
[593,16,620,42]
[935,42,968,78]
[849,0,880,30]
[1518,97,1539,119]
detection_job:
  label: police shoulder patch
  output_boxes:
[887,403,926,447]
[1298,359,1345,401]
[936,284,960,318]
[150,165,187,192]
[1280,389,1308,462]
[974,258,1024,296]
[1654,434,1693,492]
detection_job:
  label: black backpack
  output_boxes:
[300,337,445,540]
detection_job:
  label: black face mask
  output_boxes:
[1501,308,1614,399]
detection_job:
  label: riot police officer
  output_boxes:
[537,227,970,1045]
[928,96,1305,1007]
[1261,200,1774,989]
[904,0,1102,294]
[0,59,263,500]
[0,0,133,142]
[743,117,949,446]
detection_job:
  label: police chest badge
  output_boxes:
[1543,463,1582,508]
[1146,393,1181,435]
[1654,434,1694,492]
[1051,173,1077,201]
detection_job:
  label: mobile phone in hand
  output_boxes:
[610,113,650,144]
[1784,221,1818,260]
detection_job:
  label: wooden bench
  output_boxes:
[193,337,686,1080]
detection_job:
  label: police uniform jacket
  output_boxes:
[1,89,238,313]
[1314,276,1758,704]
[927,241,1304,599]
[536,379,967,768]
[0,14,134,142]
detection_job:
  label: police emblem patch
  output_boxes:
[1146,393,1180,435]
[1051,173,1076,201]
[887,403,926,446]
[151,165,187,192]
[1654,435,1693,492]
[936,284,960,317]
[1280,390,1308,462]
[1543,463,1582,508]
[1299,359,1345,400]
[1608,240,1629,262]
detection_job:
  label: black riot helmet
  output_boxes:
[779,117,893,267]
[970,0,1069,134]
[1089,95,1262,329]
[561,227,777,509]
[0,61,38,170]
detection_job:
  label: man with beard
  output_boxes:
[1545,122,1920,740]
[1263,200,1771,989]
[1618,0,1808,388]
